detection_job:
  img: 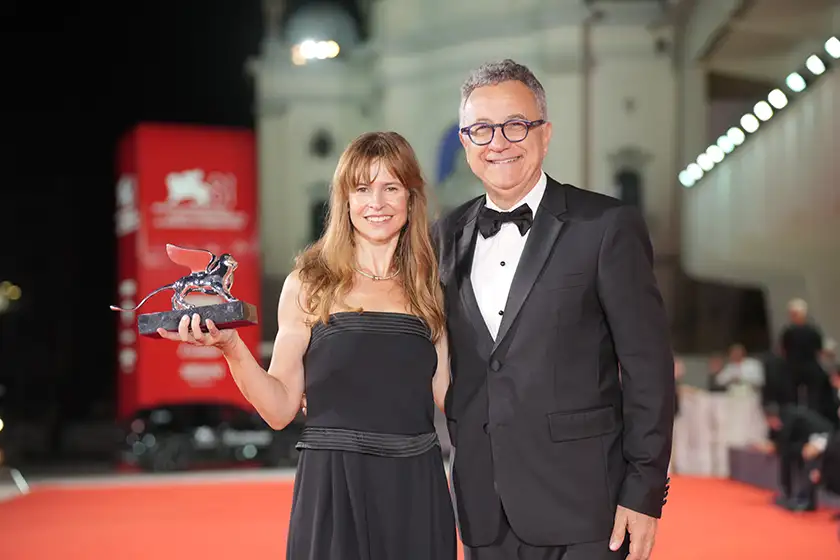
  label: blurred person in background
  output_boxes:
[763,328,840,511]
[771,403,837,512]
[716,343,766,446]
[780,299,823,364]
[763,301,835,454]
[716,343,764,393]
[433,59,673,560]
[159,131,456,560]
[779,298,830,414]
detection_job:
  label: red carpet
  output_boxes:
[0,475,837,559]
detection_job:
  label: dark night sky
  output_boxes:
[2,1,359,422]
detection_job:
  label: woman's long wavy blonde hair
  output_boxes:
[295,131,446,342]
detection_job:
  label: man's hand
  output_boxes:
[610,505,658,560]
[751,439,776,454]
[802,441,821,461]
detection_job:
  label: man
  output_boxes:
[779,299,825,407]
[433,59,674,560]
[772,404,837,511]
[778,299,838,424]
[780,299,823,366]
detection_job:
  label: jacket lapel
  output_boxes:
[492,179,568,354]
[452,199,494,356]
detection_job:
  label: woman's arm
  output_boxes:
[222,270,311,430]
[432,331,451,413]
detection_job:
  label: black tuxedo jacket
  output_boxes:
[822,431,840,495]
[432,177,675,547]
[777,404,836,452]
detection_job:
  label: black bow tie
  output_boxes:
[477,204,534,238]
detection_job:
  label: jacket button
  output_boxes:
[490,360,501,371]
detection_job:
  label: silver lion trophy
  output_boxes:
[110,244,258,337]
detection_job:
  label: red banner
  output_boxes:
[115,124,260,419]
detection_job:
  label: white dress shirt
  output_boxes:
[716,357,765,389]
[470,171,547,339]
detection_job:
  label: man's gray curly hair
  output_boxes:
[459,59,547,125]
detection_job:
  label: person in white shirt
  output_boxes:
[716,344,765,390]
[715,344,767,447]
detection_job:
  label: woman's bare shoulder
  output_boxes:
[275,269,309,316]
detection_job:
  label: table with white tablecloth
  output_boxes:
[672,387,769,477]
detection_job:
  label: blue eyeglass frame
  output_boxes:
[459,119,546,146]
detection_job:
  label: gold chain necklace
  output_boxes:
[353,266,400,281]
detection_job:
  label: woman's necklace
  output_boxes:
[353,266,400,281]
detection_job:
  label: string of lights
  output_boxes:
[678,35,840,189]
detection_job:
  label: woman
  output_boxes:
[157,131,456,560]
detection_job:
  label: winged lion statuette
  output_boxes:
[110,244,258,337]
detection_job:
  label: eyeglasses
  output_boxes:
[459,119,546,146]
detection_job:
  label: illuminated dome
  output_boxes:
[285,1,359,63]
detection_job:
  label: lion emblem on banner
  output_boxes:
[165,169,237,209]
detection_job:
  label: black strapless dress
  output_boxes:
[286,311,456,560]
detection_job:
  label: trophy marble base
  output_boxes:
[138,301,258,338]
